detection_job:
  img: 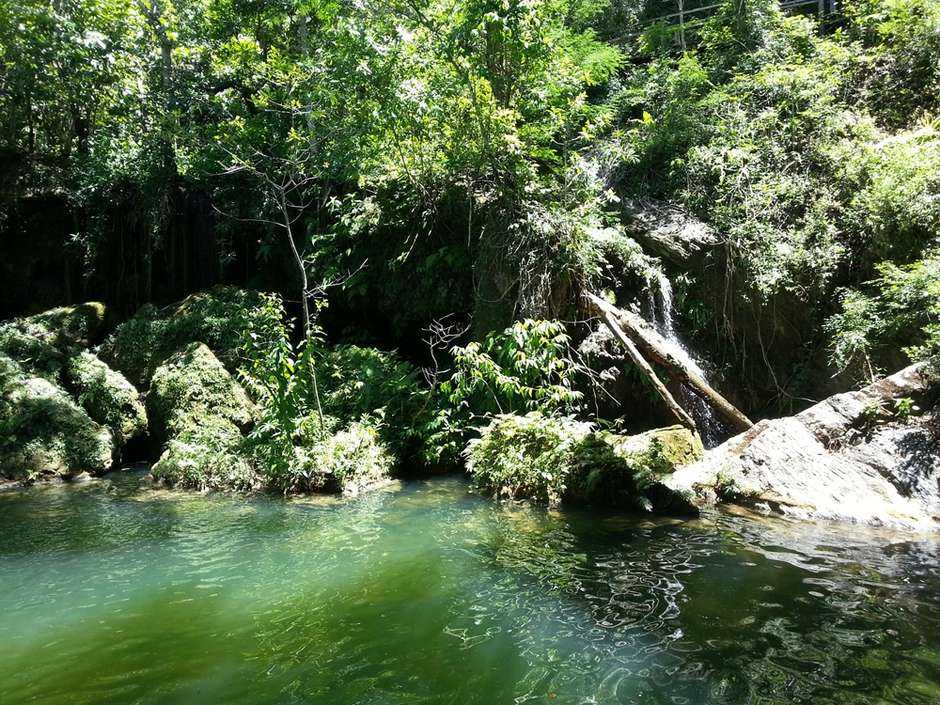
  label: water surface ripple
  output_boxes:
[1,475,938,704]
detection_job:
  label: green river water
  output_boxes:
[1,472,939,705]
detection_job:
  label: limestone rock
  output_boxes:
[667,364,940,530]
[0,362,114,481]
[147,342,255,446]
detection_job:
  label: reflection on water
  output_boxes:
[1,474,939,705]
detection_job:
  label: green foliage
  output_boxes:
[827,250,940,376]
[233,293,398,493]
[602,0,940,396]
[846,0,940,127]
[319,345,432,456]
[443,319,583,417]
[431,319,584,464]
[271,420,394,495]
[466,412,592,506]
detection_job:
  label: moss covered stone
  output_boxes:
[467,412,702,513]
[466,413,593,506]
[100,286,264,386]
[65,351,147,447]
[145,343,257,490]
[147,342,255,446]
[568,426,702,513]
[0,356,114,481]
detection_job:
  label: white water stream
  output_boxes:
[646,273,725,447]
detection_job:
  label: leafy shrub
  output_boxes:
[443,319,583,418]
[827,249,940,376]
[465,412,592,506]
[431,319,584,466]
[274,420,394,495]
[319,344,431,456]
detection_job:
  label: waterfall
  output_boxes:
[646,272,726,447]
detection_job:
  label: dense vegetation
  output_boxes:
[1,0,938,500]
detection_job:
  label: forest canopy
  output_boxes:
[1,0,939,414]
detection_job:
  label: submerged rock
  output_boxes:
[466,412,702,513]
[667,364,940,530]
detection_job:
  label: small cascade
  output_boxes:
[645,273,726,447]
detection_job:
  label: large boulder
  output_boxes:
[466,412,702,513]
[65,351,147,447]
[147,342,257,491]
[668,364,940,530]
[147,342,255,446]
[99,286,264,386]
[0,355,114,481]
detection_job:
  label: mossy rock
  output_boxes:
[0,319,68,381]
[0,302,109,381]
[29,302,108,346]
[465,413,593,507]
[100,286,264,386]
[65,351,147,447]
[0,360,114,481]
[467,412,701,514]
[147,342,255,446]
[569,426,703,513]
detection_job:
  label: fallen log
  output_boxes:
[589,296,697,432]
[585,293,753,434]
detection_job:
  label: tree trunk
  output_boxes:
[585,293,753,433]
[588,295,697,432]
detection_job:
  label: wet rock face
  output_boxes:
[668,365,940,531]
[622,198,718,268]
